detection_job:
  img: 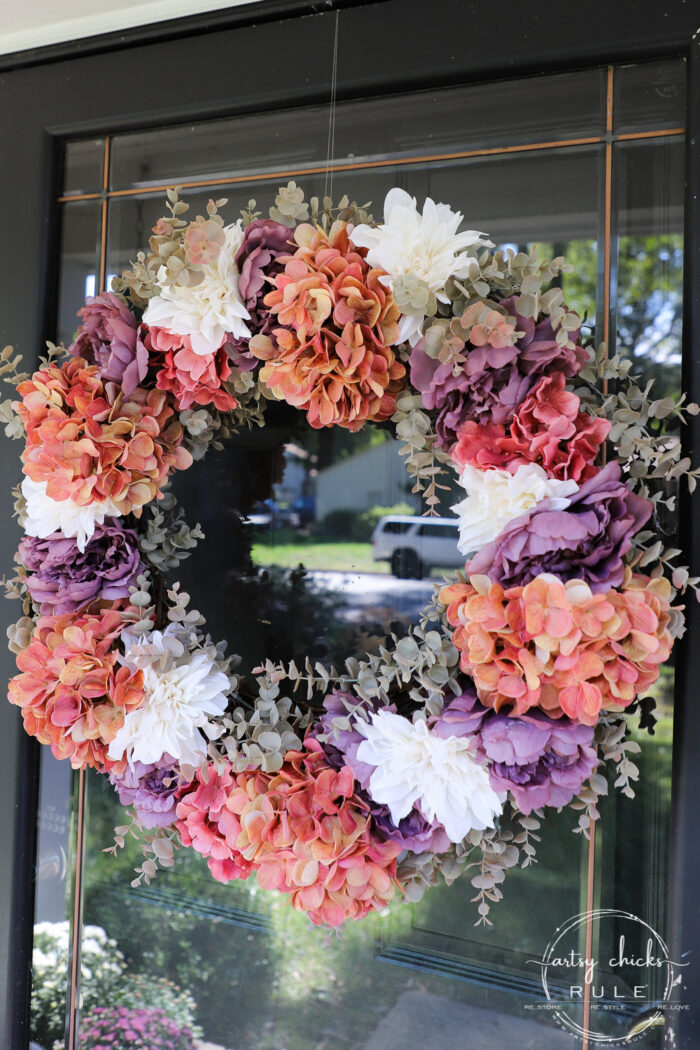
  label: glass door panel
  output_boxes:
[29,57,685,1050]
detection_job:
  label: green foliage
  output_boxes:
[113,974,201,1037]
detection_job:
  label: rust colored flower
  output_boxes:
[249,221,406,430]
[16,357,192,515]
[439,570,673,726]
[145,326,239,412]
[8,608,145,772]
[452,374,610,482]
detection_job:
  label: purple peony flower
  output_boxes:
[410,295,588,448]
[19,521,143,614]
[431,687,598,814]
[312,692,450,854]
[468,460,652,592]
[69,291,148,395]
[230,218,292,352]
[109,755,184,828]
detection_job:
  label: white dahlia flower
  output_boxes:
[21,477,122,553]
[350,187,492,345]
[453,463,579,556]
[356,710,504,843]
[108,626,229,768]
[142,221,251,354]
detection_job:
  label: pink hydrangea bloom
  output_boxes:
[145,326,239,412]
[452,374,610,482]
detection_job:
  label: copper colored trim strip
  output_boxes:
[55,126,685,203]
[581,64,615,1050]
[103,137,604,198]
[67,767,86,1050]
[99,138,111,293]
[603,140,613,351]
[581,822,597,1050]
[617,127,685,140]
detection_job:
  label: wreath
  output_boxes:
[3,183,697,928]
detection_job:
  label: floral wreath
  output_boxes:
[3,183,698,928]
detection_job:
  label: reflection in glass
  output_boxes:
[613,58,686,134]
[109,70,605,191]
[56,201,102,347]
[62,138,105,197]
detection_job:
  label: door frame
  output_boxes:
[1,2,698,1045]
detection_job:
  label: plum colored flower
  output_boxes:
[313,692,450,853]
[453,462,578,555]
[178,744,401,926]
[431,688,599,813]
[19,520,142,614]
[107,625,230,768]
[233,217,292,343]
[8,608,145,772]
[109,755,183,828]
[410,295,588,447]
[452,373,611,482]
[21,477,122,553]
[145,325,239,411]
[249,220,406,430]
[439,570,674,725]
[350,188,492,345]
[355,710,504,842]
[142,221,251,353]
[468,461,652,591]
[16,357,192,517]
[69,292,148,396]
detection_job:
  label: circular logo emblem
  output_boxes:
[535,909,678,1045]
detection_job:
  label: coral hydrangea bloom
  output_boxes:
[8,608,144,771]
[177,741,400,926]
[452,374,610,482]
[145,325,239,412]
[249,221,406,430]
[439,570,673,725]
[16,357,192,515]
[176,764,258,883]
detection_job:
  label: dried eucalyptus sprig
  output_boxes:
[392,390,454,514]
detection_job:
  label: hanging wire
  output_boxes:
[323,9,341,203]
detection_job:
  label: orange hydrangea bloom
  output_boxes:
[16,357,192,515]
[439,570,673,726]
[177,741,401,926]
[250,221,406,430]
[8,608,145,772]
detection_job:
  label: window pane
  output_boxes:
[109,70,605,191]
[62,138,105,197]
[613,58,686,134]
[592,133,683,1050]
[56,200,102,346]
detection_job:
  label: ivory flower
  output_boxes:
[350,188,492,345]
[355,710,504,843]
[453,463,578,555]
[21,477,122,553]
[107,626,230,767]
[143,222,251,354]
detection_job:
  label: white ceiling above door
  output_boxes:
[0,0,263,56]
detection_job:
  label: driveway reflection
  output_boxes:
[308,570,436,627]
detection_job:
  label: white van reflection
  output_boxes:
[371,515,463,579]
